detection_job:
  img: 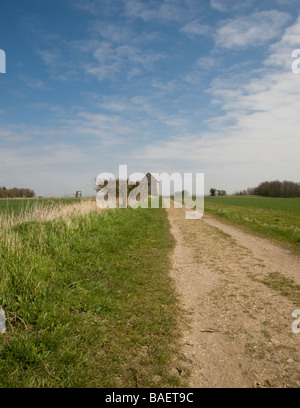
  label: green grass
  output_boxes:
[259,272,300,305]
[204,195,300,254]
[0,206,183,388]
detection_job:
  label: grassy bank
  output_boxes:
[0,203,183,387]
[204,196,300,254]
[0,197,83,215]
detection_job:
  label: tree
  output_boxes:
[236,180,300,198]
[174,190,190,197]
[210,188,217,196]
[0,187,35,198]
[255,180,300,198]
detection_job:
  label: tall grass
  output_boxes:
[0,197,87,216]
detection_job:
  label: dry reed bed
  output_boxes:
[1,199,99,228]
[0,199,100,255]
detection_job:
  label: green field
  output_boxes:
[0,202,184,387]
[204,195,300,254]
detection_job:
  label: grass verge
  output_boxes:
[0,205,183,388]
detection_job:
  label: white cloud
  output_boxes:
[79,38,165,81]
[264,15,300,70]
[196,56,217,69]
[151,78,181,94]
[210,0,227,12]
[210,0,254,12]
[128,16,300,193]
[215,10,291,48]
[180,20,210,36]
[92,22,132,43]
[0,107,152,195]
[100,102,129,112]
[38,49,61,67]
[124,0,204,24]
[125,0,187,22]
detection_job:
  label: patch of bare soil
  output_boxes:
[167,206,300,388]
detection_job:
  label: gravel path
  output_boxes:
[167,206,300,388]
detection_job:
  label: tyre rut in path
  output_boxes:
[167,206,300,388]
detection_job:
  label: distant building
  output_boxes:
[143,173,160,197]
[75,191,82,198]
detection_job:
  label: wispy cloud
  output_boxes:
[124,0,188,23]
[210,0,254,13]
[83,41,165,81]
[91,21,133,43]
[151,78,182,94]
[215,10,291,48]
[264,15,300,70]
[180,20,210,37]
[18,74,49,90]
[196,56,217,70]
[210,0,227,12]
[34,26,165,83]
[37,49,61,67]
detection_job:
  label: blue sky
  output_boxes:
[0,0,300,196]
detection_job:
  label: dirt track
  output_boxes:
[167,206,300,388]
